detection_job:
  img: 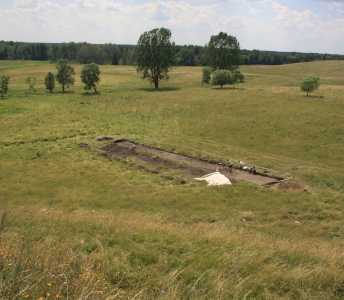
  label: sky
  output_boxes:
[1,0,344,54]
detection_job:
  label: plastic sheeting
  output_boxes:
[194,171,232,186]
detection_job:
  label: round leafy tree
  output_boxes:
[56,59,75,93]
[205,32,243,72]
[136,28,177,89]
[212,70,233,88]
[80,63,101,93]
[300,76,320,96]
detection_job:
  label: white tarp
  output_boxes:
[195,171,232,186]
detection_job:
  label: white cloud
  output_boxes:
[219,14,266,31]
[35,1,61,12]
[14,0,35,8]
[322,1,344,13]
[76,11,113,29]
[10,0,61,13]
[143,1,222,28]
[69,0,97,9]
[98,1,127,12]
[31,14,49,26]
[314,16,344,38]
[270,0,317,30]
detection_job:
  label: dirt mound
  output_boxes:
[274,181,309,192]
[78,143,90,149]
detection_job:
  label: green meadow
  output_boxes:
[0,60,344,299]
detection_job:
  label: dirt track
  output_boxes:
[97,139,281,186]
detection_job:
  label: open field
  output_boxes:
[0,60,344,299]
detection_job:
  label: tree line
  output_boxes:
[0,41,129,65]
[1,40,344,66]
[0,28,321,97]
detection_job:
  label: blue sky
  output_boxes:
[1,0,344,54]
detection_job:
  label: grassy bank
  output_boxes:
[1,60,344,299]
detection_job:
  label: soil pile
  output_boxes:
[274,181,309,192]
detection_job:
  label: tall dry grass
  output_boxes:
[1,206,344,299]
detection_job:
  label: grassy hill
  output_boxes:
[0,61,343,299]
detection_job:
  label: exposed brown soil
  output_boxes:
[273,181,309,192]
[89,138,285,186]
[78,143,91,150]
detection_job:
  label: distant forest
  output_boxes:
[1,40,344,66]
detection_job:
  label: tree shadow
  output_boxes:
[138,87,181,92]
[81,92,101,96]
[24,92,47,96]
[303,95,324,98]
[55,91,75,94]
[211,87,246,91]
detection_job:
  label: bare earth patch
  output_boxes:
[86,138,284,186]
[273,181,309,192]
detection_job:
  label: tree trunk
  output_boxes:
[154,80,159,89]
[62,84,65,93]
[93,85,98,93]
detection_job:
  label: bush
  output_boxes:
[300,76,320,96]
[201,67,212,86]
[212,70,232,88]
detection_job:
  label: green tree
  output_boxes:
[55,59,75,92]
[204,32,243,72]
[230,69,245,89]
[212,70,232,89]
[0,75,10,99]
[26,76,36,93]
[136,28,177,89]
[300,76,320,96]
[201,67,212,87]
[80,63,100,93]
[44,72,55,93]
[177,47,196,66]
[111,50,119,65]
[50,44,60,61]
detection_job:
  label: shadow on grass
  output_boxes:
[24,92,48,96]
[55,91,75,94]
[138,87,181,92]
[81,92,101,96]
[211,87,246,91]
[303,95,325,99]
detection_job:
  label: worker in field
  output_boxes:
[228,159,233,173]
[239,160,244,169]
